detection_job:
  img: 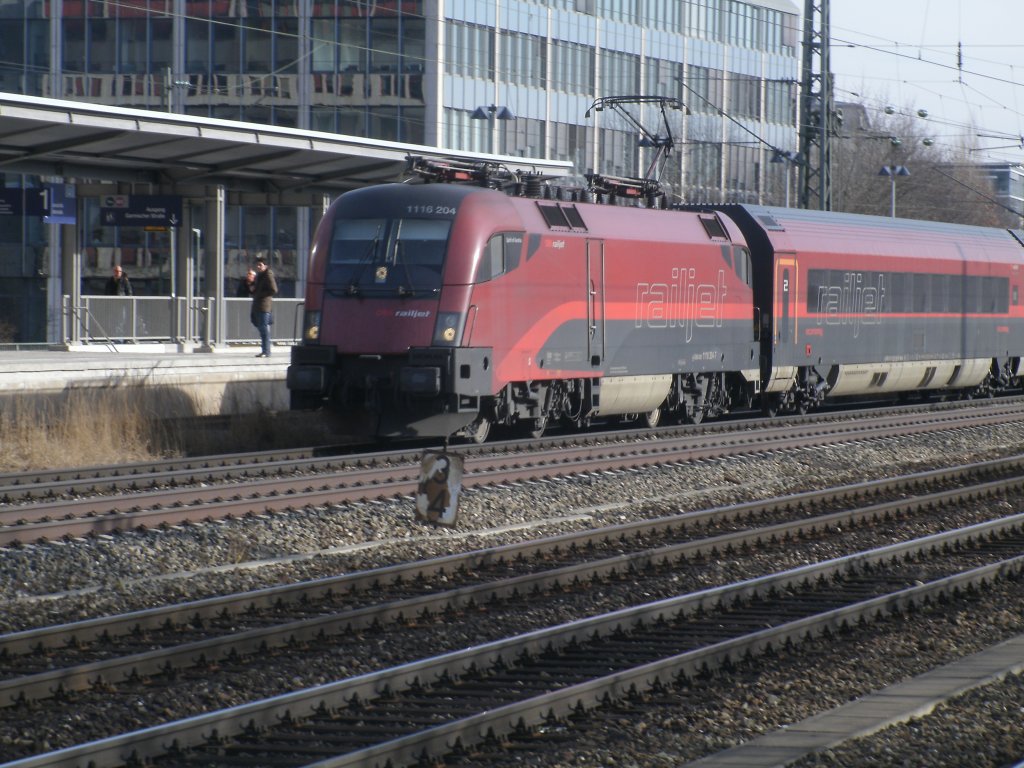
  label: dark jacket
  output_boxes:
[104,274,133,296]
[252,268,277,312]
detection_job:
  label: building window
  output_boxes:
[212,20,240,73]
[686,66,724,114]
[63,19,86,73]
[446,21,493,80]
[645,58,683,99]
[550,40,595,95]
[499,31,545,89]
[370,17,400,72]
[597,126,635,178]
[765,78,796,125]
[600,49,639,98]
[729,73,760,120]
[552,121,589,170]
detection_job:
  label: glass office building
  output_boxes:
[0,0,800,343]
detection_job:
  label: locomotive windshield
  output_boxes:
[327,217,451,296]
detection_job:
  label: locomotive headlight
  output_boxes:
[432,312,463,346]
[303,310,321,342]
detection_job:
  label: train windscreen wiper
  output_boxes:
[343,227,383,293]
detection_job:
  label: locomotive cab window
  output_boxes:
[476,232,525,283]
[328,217,451,295]
[330,219,386,264]
[394,219,450,287]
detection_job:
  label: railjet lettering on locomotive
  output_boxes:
[635,268,727,342]
[815,271,885,337]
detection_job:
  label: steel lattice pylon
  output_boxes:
[798,0,834,210]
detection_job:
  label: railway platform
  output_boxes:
[0,344,289,418]
[685,634,1024,767]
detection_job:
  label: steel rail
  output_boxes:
[4,459,1024,708]
[1,405,1021,546]
[1,399,1020,504]
[0,446,424,504]
[6,516,1023,768]
[314,555,1024,768]
[0,446,340,493]
[0,396,1000,494]
[4,450,1024,660]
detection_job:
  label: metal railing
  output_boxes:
[63,296,304,348]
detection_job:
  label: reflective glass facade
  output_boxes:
[437,0,800,202]
[4,0,799,191]
[0,0,800,344]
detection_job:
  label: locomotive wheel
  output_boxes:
[522,415,547,439]
[644,407,661,428]
[466,416,492,444]
[686,407,704,425]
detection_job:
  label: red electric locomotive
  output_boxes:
[287,168,761,440]
[288,161,1024,441]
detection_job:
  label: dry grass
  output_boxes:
[0,389,338,472]
[0,389,172,472]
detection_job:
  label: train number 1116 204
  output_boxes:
[406,205,457,216]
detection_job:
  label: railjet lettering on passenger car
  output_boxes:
[635,268,727,342]
[815,271,885,337]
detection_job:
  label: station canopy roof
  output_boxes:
[0,93,573,201]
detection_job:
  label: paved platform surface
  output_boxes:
[0,345,289,416]
[685,634,1024,767]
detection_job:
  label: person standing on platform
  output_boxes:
[251,257,277,357]
[236,268,256,298]
[104,264,133,341]
[238,268,257,345]
[104,265,132,296]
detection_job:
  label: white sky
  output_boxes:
[829,0,1024,161]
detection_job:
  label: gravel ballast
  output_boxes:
[2,422,1024,766]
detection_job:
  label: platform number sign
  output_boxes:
[0,184,76,223]
[415,450,462,527]
[44,184,76,224]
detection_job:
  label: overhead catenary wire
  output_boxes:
[829,0,1024,160]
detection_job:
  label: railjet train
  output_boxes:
[287,159,1024,442]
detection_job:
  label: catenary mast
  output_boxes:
[798,0,835,210]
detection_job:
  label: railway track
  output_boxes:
[1,399,1022,547]
[132,541,1021,768]
[0,397,1016,501]
[3,452,1024,766]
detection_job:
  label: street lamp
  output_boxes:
[471,104,516,154]
[878,164,910,218]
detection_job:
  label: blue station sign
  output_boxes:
[44,184,77,225]
[100,194,182,227]
[0,185,75,222]
[0,189,20,216]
